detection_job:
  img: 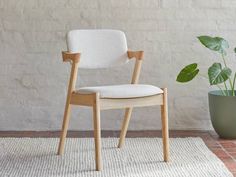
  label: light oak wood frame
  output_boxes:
[57,50,170,171]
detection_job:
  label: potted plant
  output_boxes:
[176,36,236,139]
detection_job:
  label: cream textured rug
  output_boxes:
[0,138,233,177]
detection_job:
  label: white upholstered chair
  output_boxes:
[57,29,169,171]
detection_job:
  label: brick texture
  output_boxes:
[0,0,235,131]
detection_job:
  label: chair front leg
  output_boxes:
[118,108,133,148]
[161,88,170,162]
[58,59,79,155]
[93,93,102,171]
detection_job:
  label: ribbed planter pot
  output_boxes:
[208,90,236,139]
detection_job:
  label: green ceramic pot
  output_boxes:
[208,90,236,139]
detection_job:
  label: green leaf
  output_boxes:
[208,63,232,85]
[198,36,229,55]
[176,63,199,83]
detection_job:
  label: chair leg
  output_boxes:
[118,108,133,148]
[93,96,102,171]
[161,88,170,162]
[57,102,72,155]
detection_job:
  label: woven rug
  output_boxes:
[0,138,232,177]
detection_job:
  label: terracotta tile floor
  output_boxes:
[207,132,236,176]
[168,131,236,176]
[0,130,235,176]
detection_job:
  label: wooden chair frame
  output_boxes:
[57,50,170,171]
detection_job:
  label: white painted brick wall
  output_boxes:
[0,0,235,131]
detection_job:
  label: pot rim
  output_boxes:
[209,90,236,97]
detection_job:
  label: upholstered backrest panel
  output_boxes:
[66,29,129,68]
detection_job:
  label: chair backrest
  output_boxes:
[66,29,129,69]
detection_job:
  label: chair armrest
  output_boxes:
[127,50,144,60]
[62,51,81,63]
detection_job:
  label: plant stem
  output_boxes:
[229,79,234,96]
[233,72,236,94]
[199,74,208,80]
[199,74,227,95]
[221,53,234,96]
[216,84,226,96]
[223,81,229,96]
[221,53,228,67]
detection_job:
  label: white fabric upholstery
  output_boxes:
[66,29,129,69]
[77,84,163,98]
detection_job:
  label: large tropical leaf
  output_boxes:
[208,63,231,85]
[176,63,199,83]
[198,36,229,55]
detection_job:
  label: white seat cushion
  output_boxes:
[76,84,163,98]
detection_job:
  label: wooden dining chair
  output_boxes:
[57,29,169,171]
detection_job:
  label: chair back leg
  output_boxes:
[57,103,72,155]
[161,88,170,162]
[93,93,102,171]
[118,107,133,148]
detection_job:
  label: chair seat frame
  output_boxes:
[57,50,170,171]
